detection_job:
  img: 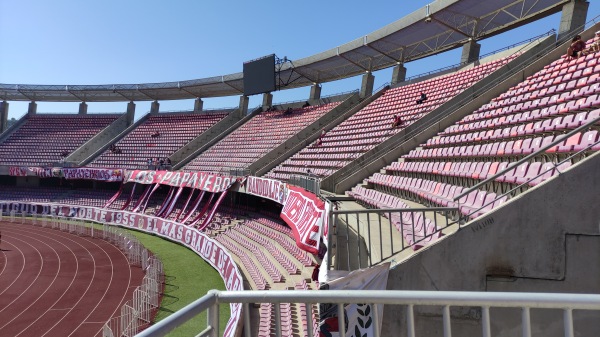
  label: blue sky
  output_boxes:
[1,1,599,120]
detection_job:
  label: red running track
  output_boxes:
[0,221,145,337]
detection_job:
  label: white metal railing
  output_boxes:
[135,290,600,337]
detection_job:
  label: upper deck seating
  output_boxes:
[88,112,228,169]
[0,114,119,166]
[183,104,338,173]
[357,35,600,221]
[264,55,518,181]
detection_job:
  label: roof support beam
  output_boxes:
[430,15,473,39]
[136,85,157,101]
[221,76,243,94]
[66,86,86,102]
[336,47,369,72]
[178,82,199,98]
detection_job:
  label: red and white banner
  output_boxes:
[8,166,27,176]
[318,263,390,337]
[0,201,243,337]
[8,166,124,182]
[244,176,289,205]
[29,167,60,178]
[124,170,235,193]
[280,185,325,254]
[62,168,124,181]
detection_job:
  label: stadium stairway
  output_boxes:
[253,87,387,177]
[172,106,263,170]
[167,107,247,168]
[66,110,134,165]
[245,92,362,175]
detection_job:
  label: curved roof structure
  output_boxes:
[0,0,568,103]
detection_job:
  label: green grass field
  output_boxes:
[126,229,231,337]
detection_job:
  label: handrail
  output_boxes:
[333,207,457,215]
[453,114,600,201]
[135,289,600,337]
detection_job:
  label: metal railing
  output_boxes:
[135,289,600,337]
[288,174,321,195]
[454,114,600,220]
[329,207,458,270]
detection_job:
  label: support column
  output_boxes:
[391,64,407,85]
[558,0,589,42]
[126,101,136,126]
[238,95,249,117]
[28,101,37,115]
[308,84,321,105]
[0,101,8,133]
[461,39,481,64]
[360,72,375,99]
[194,98,204,113]
[78,102,88,115]
[262,93,273,111]
[150,100,160,114]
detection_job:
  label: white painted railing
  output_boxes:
[135,290,600,337]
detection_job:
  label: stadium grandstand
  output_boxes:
[1,0,600,336]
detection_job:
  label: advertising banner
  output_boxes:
[0,201,243,337]
[280,185,325,254]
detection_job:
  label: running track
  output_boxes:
[0,221,145,337]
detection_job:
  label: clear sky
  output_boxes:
[1,1,599,121]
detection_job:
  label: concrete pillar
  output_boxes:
[78,102,88,115]
[309,84,321,104]
[391,64,407,85]
[150,100,160,114]
[558,0,589,42]
[461,39,481,64]
[126,101,136,126]
[28,101,37,115]
[0,101,8,133]
[262,93,273,110]
[194,98,203,113]
[360,72,375,99]
[239,95,249,116]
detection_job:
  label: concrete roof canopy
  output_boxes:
[0,0,568,103]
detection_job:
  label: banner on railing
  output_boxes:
[0,201,243,337]
[62,168,124,181]
[28,167,61,178]
[281,185,325,255]
[8,166,27,176]
[8,166,124,181]
[319,263,390,337]
[123,170,236,193]
[244,176,289,205]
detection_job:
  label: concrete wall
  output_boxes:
[381,152,600,337]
